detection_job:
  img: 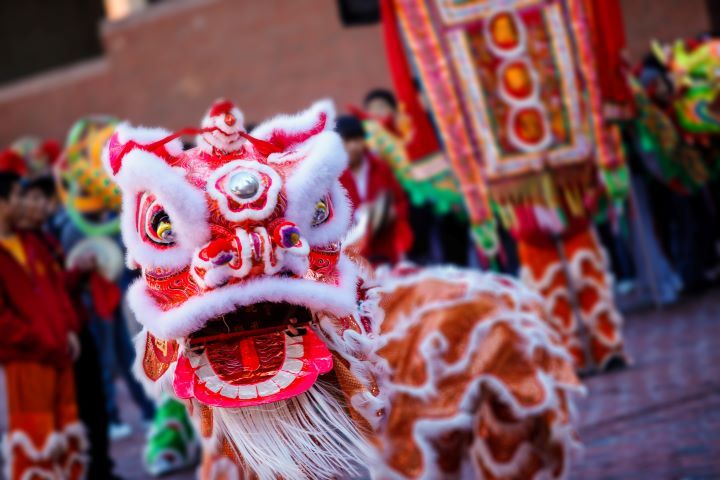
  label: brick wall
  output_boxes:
[0,0,391,145]
[0,0,711,146]
[621,0,710,60]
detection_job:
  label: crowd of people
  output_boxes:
[0,142,161,477]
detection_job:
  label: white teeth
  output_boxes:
[204,378,223,393]
[188,352,207,368]
[286,344,304,359]
[191,333,309,400]
[272,371,296,388]
[257,380,281,397]
[219,384,238,398]
[283,359,303,374]
[196,365,215,380]
[238,385,258,399]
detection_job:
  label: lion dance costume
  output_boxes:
[104,99,581,479]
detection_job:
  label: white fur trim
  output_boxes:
[101,122,208,269]
[109,123,184,157]
[519,229,625,356]
[282,131,351,246]
[112,148,210,269]
[354,266,581,479]
[2,422,89,480]
[312,267,390,431]
[128,256,359,340]
[62,422,89,451]
[250,99,336,146]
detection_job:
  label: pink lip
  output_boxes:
[173,330,333,408]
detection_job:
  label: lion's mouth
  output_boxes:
[173,302,333,407]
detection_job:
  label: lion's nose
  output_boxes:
[192,222,309,289]
[200,237,237,266]
[193,235,245,289]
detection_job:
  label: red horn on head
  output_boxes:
[209,99,236,117]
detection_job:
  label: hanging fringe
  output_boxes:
[488,162,598,236]
[214,380,375,480]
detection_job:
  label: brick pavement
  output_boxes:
[571,289,720,480]
[110,289,720,479]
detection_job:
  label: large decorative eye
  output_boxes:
[139,193,176,247]
[311,195,333,227]
[148,209,175,245]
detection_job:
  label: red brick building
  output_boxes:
[0,0,714,145]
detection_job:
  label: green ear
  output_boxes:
[672,39,689,66]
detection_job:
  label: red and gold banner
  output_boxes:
[391,0,617,227]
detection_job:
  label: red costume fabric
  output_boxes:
[517,225,625,370]
[0,150,27,176]
[340,151,413,264]
[379,0,440,161]
[0,232,79,365]
[0,232,87,479]
[581,0,632,106]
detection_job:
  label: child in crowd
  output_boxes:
[0,171,87,479]
[362,88,472,267]
[19,175,120,478]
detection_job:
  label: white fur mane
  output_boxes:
[213,381,374,480]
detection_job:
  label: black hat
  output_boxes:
[335,115,365,140]
[363,88,398,110]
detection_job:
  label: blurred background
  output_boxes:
[1,1,719,479]
[0,0,717,144]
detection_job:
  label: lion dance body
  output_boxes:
[104,100,581,479]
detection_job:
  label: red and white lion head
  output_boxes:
[104,100,358,408]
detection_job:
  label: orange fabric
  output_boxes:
[1,362,85,480]
[374,273,579,478]
[190,273,579,479]
[517,226,625,370]
[0,235,27,268]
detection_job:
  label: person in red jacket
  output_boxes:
[336,115,413,265]
[0,171,87,480]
